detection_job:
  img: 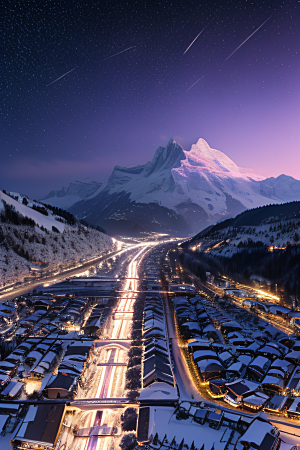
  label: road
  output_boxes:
[0,241,153,303]
[5,235,300,447]
[56,240,172,450]
[85,246,149,450]
[162,292,204,401]
[66,241,300,444]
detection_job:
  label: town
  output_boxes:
[0,234,299,450]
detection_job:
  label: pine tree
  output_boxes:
[170,437,177,448]
[178,439,184,450]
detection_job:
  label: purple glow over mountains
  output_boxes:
[1,0,299,197]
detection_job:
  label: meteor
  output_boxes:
[183,27,206,55]
[225,15,272,61]
[186,75,205,92]
[46,68,76,86]
[102,46,136,61]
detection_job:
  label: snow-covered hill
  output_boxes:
[0,191,115,287]
[189,201,300,258]
[0,191,65,232]
[40,178,102,209]
[69,138,300,235]
[185,202,300,299]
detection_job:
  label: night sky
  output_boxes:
[1,0,299,198]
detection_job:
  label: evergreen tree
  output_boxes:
[153,433,159,445]
[170,437,177,448]
[178,439,184,450]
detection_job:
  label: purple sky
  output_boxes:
[1,0,299,198]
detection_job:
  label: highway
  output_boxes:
[0,248,123,303]
[71,241,170,450]
[0,239,161,303]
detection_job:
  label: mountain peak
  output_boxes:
[68,136,300,235]
[186,138,240,174]
[144,139,185,176]
[40,179,102,209]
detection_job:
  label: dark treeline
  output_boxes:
[32,204,48,216]
[79,219,107,234]
[41,203,76,225]
[193,201,300,241]
[0,201,36,227]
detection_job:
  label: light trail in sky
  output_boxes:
[46,68,76,86]
[225,15,272,61]
[183,27,206,55]
[186,75,205,92]
[102,46,136,61]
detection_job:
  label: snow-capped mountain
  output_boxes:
[41,177,102,209]
[69,138,300,235]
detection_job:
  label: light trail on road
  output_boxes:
[85,243,156,450]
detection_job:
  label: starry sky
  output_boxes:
[1,0,299,198]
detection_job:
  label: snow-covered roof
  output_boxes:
[242,394,269,406]
[227,362,245,372]
[226,378,260,394]
[287,397,300,414]
[221,320,243,329]
[240,418,274,445]
[249,355,270,369]
[182,322,201,331]
[202,324,217,333]
[193,349,218,362]
[261,375,285,389]
[197,358,224,373]
[139,382,178,401]
[258,345,281,356]
[269,305,290,315]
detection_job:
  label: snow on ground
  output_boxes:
[0,191,65,232]
[277,431,300,447]
[194,218,300,258]
[40,178,103,209]
[39,193,83,210]
[0,190,115,287]
[139,382,178,401]
[0,223,114,287]
[0,431,15,450]
[148,406,239,449]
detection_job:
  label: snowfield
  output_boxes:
[148,406,240,450]
[0,191,65,232]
